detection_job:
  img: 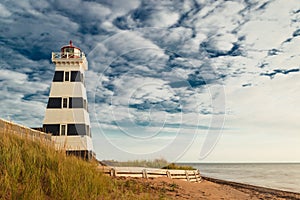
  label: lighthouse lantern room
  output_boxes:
[43,41,93,159]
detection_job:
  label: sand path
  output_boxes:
[129,177,299,199]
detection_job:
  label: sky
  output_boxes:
[0,0,300,162]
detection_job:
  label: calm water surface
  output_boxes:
[184,163,300,193]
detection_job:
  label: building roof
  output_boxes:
[61,40,81,51]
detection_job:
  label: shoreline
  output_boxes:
[202,176,300,200]
[121,175,300,199]
[99,164,300,199]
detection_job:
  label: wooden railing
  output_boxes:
[0,118,52,144]
[52,52,85,59]
[99,166,202,182]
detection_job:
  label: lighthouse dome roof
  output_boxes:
[61,40,81,52]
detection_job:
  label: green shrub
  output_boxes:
[162,163,196,170]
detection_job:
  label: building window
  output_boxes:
[69,97,84,108]
[83,99,87,111]
[43,124,60,136]
[61,124,66,136]
[62,98,68,108]
[53,71,64,82]
[67,124,86,135]
[81,73,84,82]
[87,125,91,137]
[65,71,70,81]
[71,71,82,82]
[62,48,75,58]
[47,98,62,108]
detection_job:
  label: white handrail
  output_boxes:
[52,52,86,59]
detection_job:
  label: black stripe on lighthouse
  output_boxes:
[46,97,88,110]
[43,123,91,136]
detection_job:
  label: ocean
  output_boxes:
[185,163,300,193]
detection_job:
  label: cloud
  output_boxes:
[260,37,300,71]
[191,1,244,34]
[146,9,179,27]
[0,3,12,17]
[240,20,291,50]
[225,73,300,132]
[200,33,239,57]
[0,69,49,126]
[101,0,141,18]
[114,0,181,29]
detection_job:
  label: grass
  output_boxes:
[0,130,170,200]
[103,159,196,170]
[103,158,169,168]
[162,163,196,170]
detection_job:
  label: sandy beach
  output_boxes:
[117,176,300,199]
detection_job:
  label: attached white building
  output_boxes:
[43,41,94,159]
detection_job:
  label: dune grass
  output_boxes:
[162,163,196,170]
[104,158,170,168]
[0,131,169,200]
[104,159,195,170]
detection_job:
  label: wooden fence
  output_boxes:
[99,166,202,182]
[0,118,52,143]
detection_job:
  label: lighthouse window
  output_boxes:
[53,71,64,82]
[69,97,84,108]
[62,48,74,58]
[67,124,86,135]
[62,98,68,108]
[83,99,88,111]
[71,71,82,82]
[61,124,66,136]
[66,48,74,53]
[43,124,60,136]
[47,98,62,108]
[87,125,91,137]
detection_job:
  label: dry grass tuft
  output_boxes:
[0,131,169,199]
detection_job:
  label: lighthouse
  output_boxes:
[43,41,94,159]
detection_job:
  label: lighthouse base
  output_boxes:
[66,150,95,160]
[51,135,94,160]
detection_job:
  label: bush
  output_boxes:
[162,163,196,170]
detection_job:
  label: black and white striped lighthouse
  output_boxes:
[43,41,93,159]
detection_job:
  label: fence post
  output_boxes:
[166,171,171,179]
[197,169,202,182]
[142,169,148,179]
[193,170,199,182]
[110,168,117,177]
[185,170,190,182]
